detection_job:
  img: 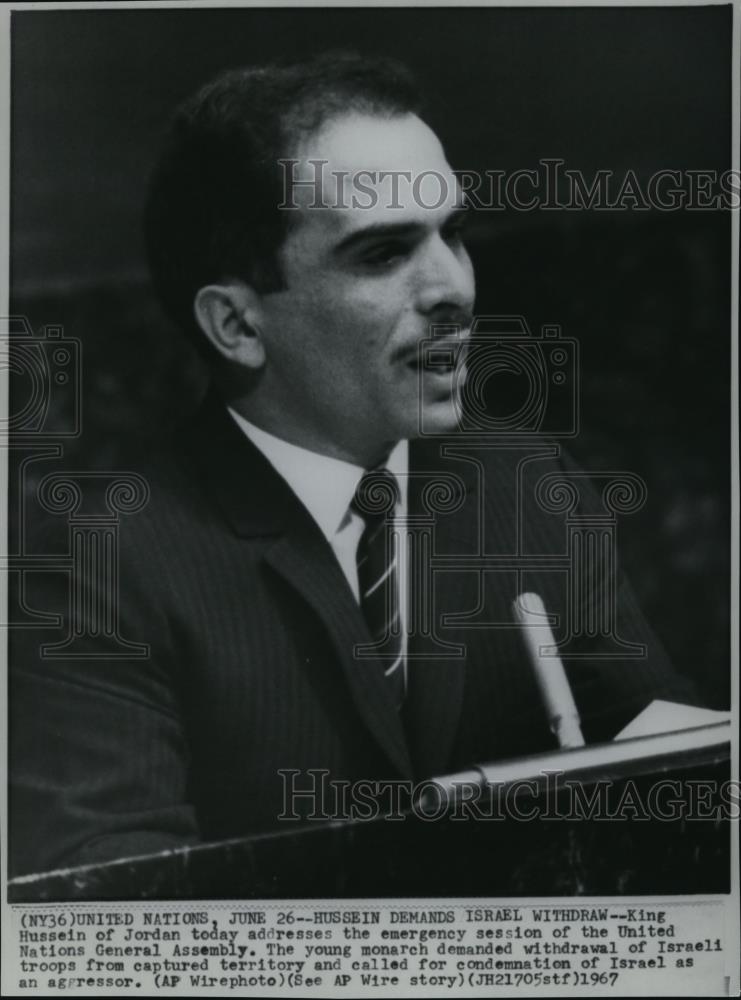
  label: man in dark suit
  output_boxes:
[9,52,692,877]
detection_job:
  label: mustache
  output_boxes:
[391,312,475,366]
[427,308,474,332]
[394,336,471,367]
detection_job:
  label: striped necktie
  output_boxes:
[352,468,405,708]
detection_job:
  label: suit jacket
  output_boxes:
[9,392,694,876]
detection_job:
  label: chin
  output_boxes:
[409,398,464,439]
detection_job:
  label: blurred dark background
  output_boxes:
[9,6,732,706]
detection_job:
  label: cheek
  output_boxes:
[270,267,409,372]
[314,289,395,356]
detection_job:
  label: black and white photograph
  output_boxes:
[1,2,738,996]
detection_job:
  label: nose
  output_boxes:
[415,232,475,322]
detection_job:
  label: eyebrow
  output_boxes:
[332,205,468,256]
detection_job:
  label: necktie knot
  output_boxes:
[352,468,400,524]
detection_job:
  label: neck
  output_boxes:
[226,395,398,469]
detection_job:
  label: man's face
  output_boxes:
[254,112,475,465]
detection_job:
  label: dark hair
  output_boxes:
[144,51,424,355]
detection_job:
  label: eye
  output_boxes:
[360,241,410,267]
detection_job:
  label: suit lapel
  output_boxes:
[263,532,414,778]
[185,391,414,779]
[403,440,479,778]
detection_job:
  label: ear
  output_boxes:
[193,281,266,369]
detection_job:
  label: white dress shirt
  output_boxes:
[227,409,409,617]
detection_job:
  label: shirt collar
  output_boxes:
[227,408,408,543]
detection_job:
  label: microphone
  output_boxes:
[512,592,585,749]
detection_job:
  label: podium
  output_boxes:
[8,723,731,902]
